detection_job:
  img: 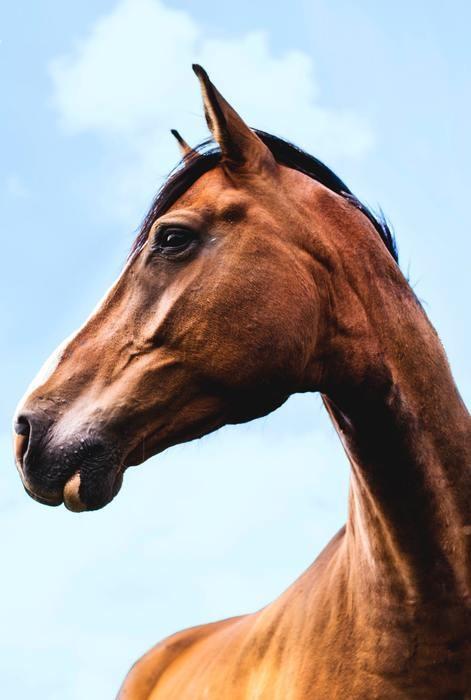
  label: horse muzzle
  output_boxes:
[13,411,124,512]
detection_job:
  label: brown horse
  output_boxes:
[14,66,470,699]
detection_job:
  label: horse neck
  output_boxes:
[318,260,471,606]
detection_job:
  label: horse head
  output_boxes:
[14,66,397,512]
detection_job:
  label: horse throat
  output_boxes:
[319,274,471,606]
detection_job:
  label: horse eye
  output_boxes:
[155,227,196,254]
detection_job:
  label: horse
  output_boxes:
[14,65,470,699]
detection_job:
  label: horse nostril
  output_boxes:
[14,414,33,469]
[14,415,32,473]
[15,414,31,438]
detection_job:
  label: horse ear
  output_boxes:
[170,129,196,161]
[192,64,275,169]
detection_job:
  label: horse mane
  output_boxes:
[130,131,398,263]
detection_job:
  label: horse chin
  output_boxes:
[63,467,124,513]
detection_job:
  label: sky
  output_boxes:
[1,1,470,697]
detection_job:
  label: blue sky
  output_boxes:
[1,2,470,697]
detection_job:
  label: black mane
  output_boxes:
[131,131,398,263]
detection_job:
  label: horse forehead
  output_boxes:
[171,167,267,219]
[187,164,318,218]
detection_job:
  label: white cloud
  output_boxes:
[49,0,374,224]
[50,0,198,135]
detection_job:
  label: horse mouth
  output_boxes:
[20,465,124,512]
[15,432,125,512]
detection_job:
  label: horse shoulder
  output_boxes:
[117,615,246,700]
